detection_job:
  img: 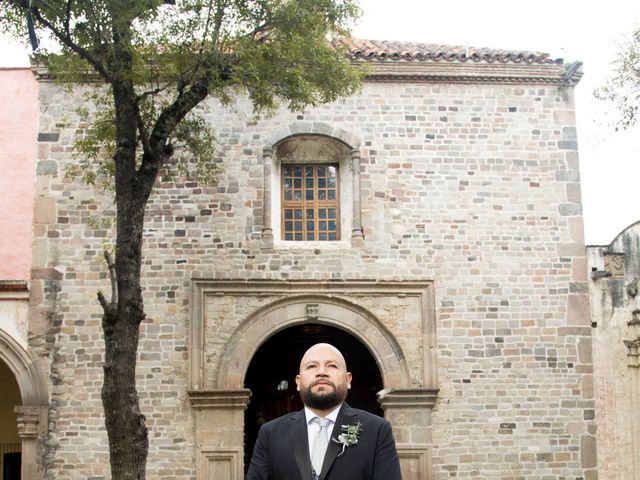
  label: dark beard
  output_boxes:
[300,384,345,411]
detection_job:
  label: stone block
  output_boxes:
[26,77,595,480]
[30,268,62,280]
[578,337,593,364]
[567,294,590,326]
[558,203,583,216]
[581,435,597,469]
[33,196,56,224]
[557,242,586,257]
[566,182,582,203]
[572,257,588,282]
[36,160,58,175]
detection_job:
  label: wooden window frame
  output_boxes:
[281,163,340,241]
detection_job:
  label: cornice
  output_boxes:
[187,389,252,409]
[377,388,439,409]
[32,57,582,87]
[358,60,581,86]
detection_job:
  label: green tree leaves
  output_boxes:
[596,26,640,130]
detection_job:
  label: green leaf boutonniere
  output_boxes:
[332,420,362,456]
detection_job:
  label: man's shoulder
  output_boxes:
[259,410,303,431]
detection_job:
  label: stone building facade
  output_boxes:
[589,222,640,480]
[18,39,595,479]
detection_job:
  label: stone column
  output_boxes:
[14,405,47,480]
[625,308,640,480]
[378,388,438,480]
[350,149,364,247]
[189,389,251,480]
[261,147,274,249]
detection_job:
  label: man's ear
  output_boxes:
[346,372,352,390]
[295,374,301,391]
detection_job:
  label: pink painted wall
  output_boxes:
[0,69,38,280]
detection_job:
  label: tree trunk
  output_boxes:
[102,310,148,480]
[101,80,152,480]
[101,192,150,479]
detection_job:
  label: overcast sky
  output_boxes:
[2,0,639,244]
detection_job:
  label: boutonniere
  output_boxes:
[332,420,362,456]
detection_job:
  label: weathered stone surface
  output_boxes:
[37,132,59,142]
[28,73,593,480]
[581,434,597,469]
[589,222,640,480]
[568,293,591,326]
[36,160,57,176]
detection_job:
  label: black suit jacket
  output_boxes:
[246,403,402,480]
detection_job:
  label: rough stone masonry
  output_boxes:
[27,39,593,479]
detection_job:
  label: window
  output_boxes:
[261,128,362,248]
[281,164,339,241]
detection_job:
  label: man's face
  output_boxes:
[296,344,352,412]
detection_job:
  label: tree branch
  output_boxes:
[142,79,210,170]
[26,4,114,82]
[98,250,118,313]
[64,0,72,37]
[209,0,227,51]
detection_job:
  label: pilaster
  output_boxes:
[188,389,251,480]
[14,405,47,480]
[378,388,438,480]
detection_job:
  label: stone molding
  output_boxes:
[190,279,436,392]
[188,389,252,410]
[0,280,29,300]
[264,121,362,150]
[197,447,243,480]
[359,61,580,86]
[32,58,580,86]
[624,338,640,368]
[260,123,362,248]
[377,388,439,410]
[0,328,49,406]
[395,445,432,480]
[14,405,47,438]
[260,147,275,249]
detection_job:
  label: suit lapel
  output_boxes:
[288,410,312,480]
[319,403,358,480]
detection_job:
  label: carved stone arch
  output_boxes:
[188,280,437,480]
[216,295,409,390]
[260,122,364,248]
[0,328,48,480]
[264,121,362,150]
[0,328,48,406]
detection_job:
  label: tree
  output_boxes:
[0,1,362,478]
[596,26,640,130]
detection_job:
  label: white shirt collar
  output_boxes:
[304,404,342,425]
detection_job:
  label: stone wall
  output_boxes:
[589,222,640,480]
[31,66,594,479]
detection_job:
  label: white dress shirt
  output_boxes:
[304,404,342,462]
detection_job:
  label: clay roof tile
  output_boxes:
[336,38,556,65]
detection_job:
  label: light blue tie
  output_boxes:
[311,417,331,477]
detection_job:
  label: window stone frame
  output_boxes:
[260,122,363,249]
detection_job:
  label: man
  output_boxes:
[246,343,402,480]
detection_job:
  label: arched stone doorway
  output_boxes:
[243,323,383,470]
[188,279,438,479]
[0,329,48,480]
[0,358,21,480]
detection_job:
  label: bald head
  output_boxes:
[296,342,352,415]
[299,343,347,373]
